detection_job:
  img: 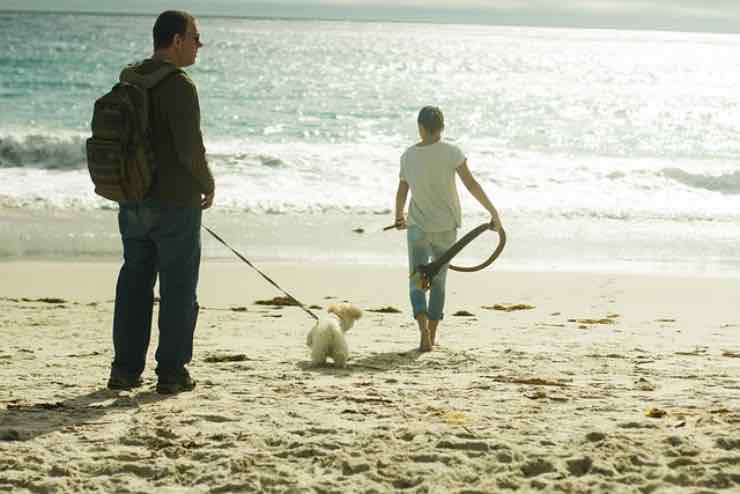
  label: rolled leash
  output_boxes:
[390,222,506,290]
[202,225,319,322]
[416,225,506,290]
[449,226,506,273]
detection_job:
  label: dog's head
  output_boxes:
[327,303,363,332]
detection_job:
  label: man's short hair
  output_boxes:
[153,10,193,50]
[418,106,444,134]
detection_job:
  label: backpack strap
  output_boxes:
[119,63,181,89]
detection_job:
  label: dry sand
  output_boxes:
[1,261,739,493]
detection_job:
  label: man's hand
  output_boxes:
[201,191,215,210]
[395,216,407,230]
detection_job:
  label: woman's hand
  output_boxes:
[395,216,407,230]
[489,213,502,232]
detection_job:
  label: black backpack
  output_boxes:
[86,64,179,201]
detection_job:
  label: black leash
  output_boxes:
[385,221,507,289]
[419,224,506,280]
[202,226,319,321]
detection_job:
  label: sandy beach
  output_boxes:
[4,6,740,493]
[0,260,738,493]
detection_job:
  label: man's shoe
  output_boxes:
[156,370,196,395]
[107,369,143,391]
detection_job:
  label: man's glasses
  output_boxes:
[185,31,201,45]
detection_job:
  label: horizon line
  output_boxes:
[1,8,739,36]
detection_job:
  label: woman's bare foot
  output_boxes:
[415,314,432,351]
[419,328,433,352]
[428,320,440,346]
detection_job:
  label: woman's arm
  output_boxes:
[394,180,409,229]
[456,160,502,231]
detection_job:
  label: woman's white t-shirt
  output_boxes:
[400,141,466,232]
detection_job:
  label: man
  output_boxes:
[107,10,215,394]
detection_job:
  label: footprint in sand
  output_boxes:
[106,463,162,479]
[275,445,327,459]
[585,431,606,442]
[436,438,489,453]
[667,458,698,469]
[566,456,593,476]
[716,437,740,450]
[520,458,556,478]
[391,477,424,490]
[409,453,447,464]
[342,459,371,475]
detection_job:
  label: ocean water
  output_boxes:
[2,11,740,274]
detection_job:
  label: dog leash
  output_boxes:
[385,221,507,289]
[419,224,506,278]
[202,226,319,321]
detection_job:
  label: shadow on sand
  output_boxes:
[296,348,424,374]
[0,387,172,442]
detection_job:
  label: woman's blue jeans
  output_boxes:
[112,199,202,378]
[407,226,457,321]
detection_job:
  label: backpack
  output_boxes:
[86,63,179,202]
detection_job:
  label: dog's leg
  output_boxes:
[311,345,327,366]
[332,335,349,368]
[333,352,347,368]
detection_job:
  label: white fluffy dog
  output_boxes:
[306,303,363,368]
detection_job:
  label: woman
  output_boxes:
[394,106,503,351]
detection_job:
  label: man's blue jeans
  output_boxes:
[407,226,457,321]
[112,199,202,378]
